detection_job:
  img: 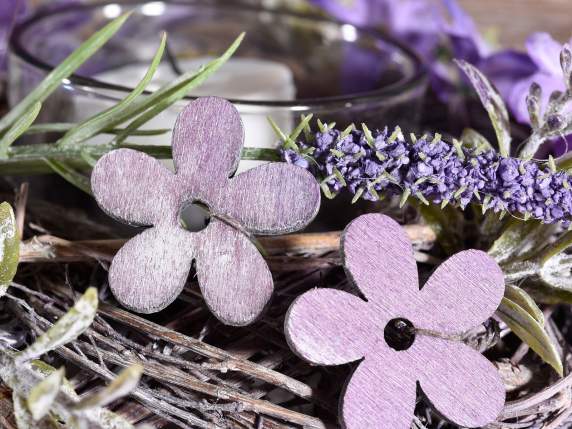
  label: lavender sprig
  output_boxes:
[281,123,572,227]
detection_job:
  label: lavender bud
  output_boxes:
[561,44,572,76]
[546,114,566,132]
[529,82,542,100]
[282,125,572,226]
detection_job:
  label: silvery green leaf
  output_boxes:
[74,364,143,410]
[14,392,39,429]
[0,202,19,296]
[455,59,511,157]
[16,288,98,363]
[497,297,563,376]
[0,14,131,135]
[27,367,65,421]
[0,102,41,157]
[488,219,538,264]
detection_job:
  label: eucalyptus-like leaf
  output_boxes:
[74,364,143,410]
[497,297,563,376]
[57,33,167,149]
[0,102,41,157]
[113,32,245,143]
[16,288,98,363]
[0,14,131,135]
[44,159,92,195]
[455,59,511,157]
[0,202,19,296]
[27,367,65,421]
[537,230,572,266]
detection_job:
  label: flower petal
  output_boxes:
[341,214,418,314]
[415,336,505,427]
[526,32,564,76]
[217,163,320,234]
[194,219,273,326]
[341,353,417,429]
[109,226,195,313]
[285,289,374,366]
[410,250,504,335]
[172,97,243,190]
[91,149,178,226]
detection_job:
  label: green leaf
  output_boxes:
[488,218,538,264]
[455,60,511,156]
[0,102,41,157]
[57,33,167,148]
[504,284,544,326]
[74,364,143,410]
[0,202,19,296]
[497,297,563,376]
[27,367,65,421]
[13,392,38,429]
[44,159,92,195]
[26,123,169,136]
[0,13,131,135]
[461,128,493,151]
[113,33,245,143]
[16,288,98,363]
[418,203,464,254]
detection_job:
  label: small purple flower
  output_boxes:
[92,97,320,325]
[285,214,505,428]
[282,126,572,225]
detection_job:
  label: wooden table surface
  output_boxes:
[459,0,571,48]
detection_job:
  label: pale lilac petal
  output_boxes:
[91,149,179,226]
[217,163,320,235]
[285,289,375,365]
[342,214,418,315]
[195,220,273,326]
[414,336,505,427]
[526,32,564,76]
[409,250,504,335]
[172,96,243,191]
[341,353,417,429]
[109,226,195,313]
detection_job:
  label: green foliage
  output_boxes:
[0,202,19,296]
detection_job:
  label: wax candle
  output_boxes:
[71,57,296,171]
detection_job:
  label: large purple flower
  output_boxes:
[91,97,320,325]
[285,214,505,428]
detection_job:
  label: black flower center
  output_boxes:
[384,318,416,351]
[179,201,211,232]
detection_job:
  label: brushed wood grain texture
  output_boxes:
[91,96,321,325]
[285,213,506,428]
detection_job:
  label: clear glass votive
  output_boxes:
[9,0,428,172]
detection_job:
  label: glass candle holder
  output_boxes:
[9,1,427,169]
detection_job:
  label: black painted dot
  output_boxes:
[179,201,211,232]
[384,318,416,351]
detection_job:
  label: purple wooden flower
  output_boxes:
[91,97,320,325]
[285,214,505,428]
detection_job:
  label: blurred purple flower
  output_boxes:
[0,0,27,76]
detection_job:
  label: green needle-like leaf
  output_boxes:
[0,102,41,157]
[0,202,19,297]
[27,367,65,421]
[57,32,167,148]
[497,297,563,376]
[0,13,131,135]
[44,159,92,195]
[113,32,244,143]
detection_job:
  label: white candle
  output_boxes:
[71,57,296,171]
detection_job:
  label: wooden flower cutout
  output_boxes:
[91,96,320,325]
[285,214,506,428]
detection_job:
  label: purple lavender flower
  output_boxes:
[0,0,27,76]
[281,125,572,226]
